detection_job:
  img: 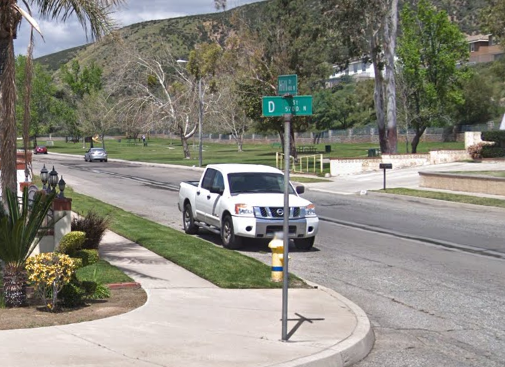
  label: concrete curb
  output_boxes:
[275,281,375,367]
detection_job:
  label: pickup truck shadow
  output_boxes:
[193,230,319,253]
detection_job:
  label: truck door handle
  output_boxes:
[207,195,211,199]
[197,191,200,196]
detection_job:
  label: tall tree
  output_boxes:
[112,47,210,159]
[15,56,64,147]
[0,0,125,203]
[60,60,104,141]
[222,0,336,157]
[397,0,469,153]
[480,0,505,41]
[323,0,399,153]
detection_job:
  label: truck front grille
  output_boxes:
[255,207,302,219]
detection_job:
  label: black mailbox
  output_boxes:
[379,163,392,190]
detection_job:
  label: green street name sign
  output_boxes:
[278,74,298,95]
[262,96,313,117]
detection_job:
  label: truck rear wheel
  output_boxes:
[183,203,199,234]
[221,215,242,249]
[294,237,315,251]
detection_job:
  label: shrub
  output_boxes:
[75,249,100,267]
[71,212,109,250]
[58,281,86,308]
[482,145,505,158]
[71,257,84,269]
[88,283,111,300]
[81,280,98,295]
[57,231,86,257]
[58,279,110,307]
[481,131,505,147]
[25,253,75,311]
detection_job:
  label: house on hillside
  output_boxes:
[467,34,504,64]
[326,59,375,87]
[327,34,505,86]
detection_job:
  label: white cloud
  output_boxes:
[14,0,264,58]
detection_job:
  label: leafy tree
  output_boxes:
[77,90,116,149]
[323,0,399,153]
[61,61,103,99]
[455,72,497,126]
[215,0,336,156]
[0,0,125,203]
[15,56,65,147]
[397,0,470,153]
[60,60,105,141]
[480,0,505,41]
[314,79,375,131]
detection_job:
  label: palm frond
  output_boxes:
[36,0,126,41]
[0,188,56,267]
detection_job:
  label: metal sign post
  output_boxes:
[261,74,312,342]
[282,112,292,341]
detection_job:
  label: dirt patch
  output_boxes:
[0,287,147,330]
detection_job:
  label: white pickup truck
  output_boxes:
[178,164,319,250]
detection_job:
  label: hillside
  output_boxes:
[35,0,488,74]
[35,1,266,73]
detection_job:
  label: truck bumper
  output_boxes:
[232,216,318,239]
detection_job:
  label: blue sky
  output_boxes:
[15,0,264,58]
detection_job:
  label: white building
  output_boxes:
[327,59,375,87]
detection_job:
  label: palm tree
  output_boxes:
[0,0,125,204]
[0,188,55,307]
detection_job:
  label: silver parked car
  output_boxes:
[84,148,108,162]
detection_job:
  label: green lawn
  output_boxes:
[66,186,307,289]
[76,260,134,284]
[40,138,464,168]
[376,188,505,209]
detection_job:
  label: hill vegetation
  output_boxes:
[35,0,488,74]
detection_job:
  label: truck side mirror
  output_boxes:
[210,186,224,196]
[296,186,305,194]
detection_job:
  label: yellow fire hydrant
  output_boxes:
[268,234,285,282]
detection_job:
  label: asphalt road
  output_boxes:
[32,154,505,367]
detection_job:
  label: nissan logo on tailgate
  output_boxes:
[276,209,284,216]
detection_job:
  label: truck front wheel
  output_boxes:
[221,215,242,249]
[294,237,315,251]
[183,204,199,234]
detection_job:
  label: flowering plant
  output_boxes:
[25,253,75,311]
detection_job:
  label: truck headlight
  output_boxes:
[235,203,254,215]
[304,204,316,217]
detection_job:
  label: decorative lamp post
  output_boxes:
[40,165,49,191]
[58,176,66,198]
[49,166,59,193]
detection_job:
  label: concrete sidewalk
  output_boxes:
[300,160,505,199]
[1,231,374,367]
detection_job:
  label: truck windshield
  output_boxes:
[228,172,295,194]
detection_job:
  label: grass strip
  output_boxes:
[291,176,331,183]
[76,260,134,284]
[375,188,505,209]
[67,187,306,289]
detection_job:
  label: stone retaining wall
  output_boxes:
[330,150,471,176]
[419,172,505,196]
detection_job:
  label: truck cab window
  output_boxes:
[201,169,216,190]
